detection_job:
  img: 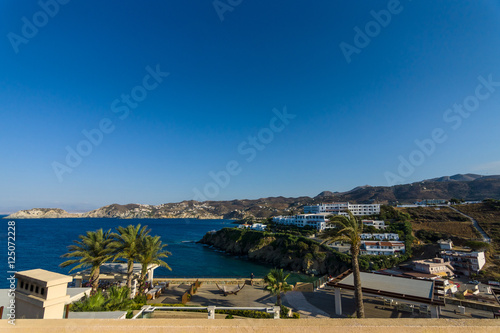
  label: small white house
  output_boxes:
[437,239,453,250]
[251,223,267,231]
[362,220,387,230]
[238,223,267,231]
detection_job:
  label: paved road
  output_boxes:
[449,206,491,243]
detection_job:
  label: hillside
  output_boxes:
[453,201,500,279]
[399,206,480,240]
[5,174,500,219]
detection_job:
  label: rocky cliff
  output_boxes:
[198,228,350,276]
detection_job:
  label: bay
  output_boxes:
[0,217,274,288]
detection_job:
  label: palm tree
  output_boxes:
[60,229,114,294]
[104,286,135,311]
[321,210,365,318]
[137,235,172,294]
[264,268,293,306]
[110,224,150,297]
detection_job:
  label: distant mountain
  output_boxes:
[427,173,486,182]
[5,174,500,219]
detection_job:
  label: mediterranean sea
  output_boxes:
[0,217,276,288]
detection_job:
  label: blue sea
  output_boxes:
[0,217,276,288]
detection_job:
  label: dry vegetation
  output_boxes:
[410,221,480,239]
[397,206,480,239]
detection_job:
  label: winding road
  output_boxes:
[449,206,491,243]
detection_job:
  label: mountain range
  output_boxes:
[5,174,500,220]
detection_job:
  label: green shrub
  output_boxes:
[465,241,490,251]
[71,287,140,312]
[279,305,299,318]
[215,309,272,318]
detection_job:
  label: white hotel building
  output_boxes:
[303,202,380,216]
[272,213,332,231]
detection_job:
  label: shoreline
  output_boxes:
[2,216,237,220]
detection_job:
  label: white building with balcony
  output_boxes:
[439,250,486,276]
[362,220,386,230]
[303,202,380,216]
[360,241,405,256]
[360,233,400,241]
[272,213,332,231]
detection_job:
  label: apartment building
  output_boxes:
[439,250,486,276]
[303,202,380,216]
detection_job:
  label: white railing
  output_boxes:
[132,305,281,319]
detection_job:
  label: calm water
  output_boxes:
[0,217,275,288]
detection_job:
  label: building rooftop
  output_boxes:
[15,269,72,287]
[335,271,436,300]
[74,263,158,276]
[402,272,439,280]
[66,287,92,303]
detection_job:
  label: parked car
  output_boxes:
[468,280,480,285]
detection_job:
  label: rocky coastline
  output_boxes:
[198,228,350,276]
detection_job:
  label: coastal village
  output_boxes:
[2,200,500,325]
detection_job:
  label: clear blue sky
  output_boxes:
[1,1,500,213]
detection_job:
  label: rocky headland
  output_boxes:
[198,228,350,276]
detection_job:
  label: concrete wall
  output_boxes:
[1,319,499,333]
